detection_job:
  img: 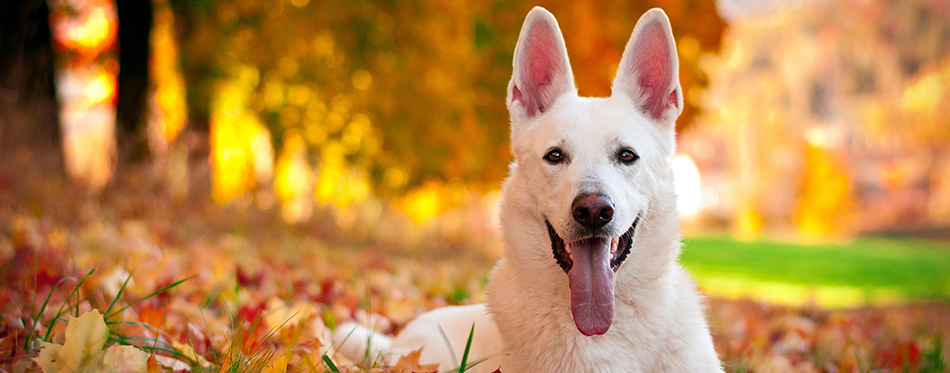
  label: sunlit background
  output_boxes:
[11,0,943,238]
[1,0,949,370]
[6,0,950,296]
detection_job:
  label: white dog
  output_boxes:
[335,7,722,372]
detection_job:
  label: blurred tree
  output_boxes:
[698,0,950,236]
[115,0,154,160]
[167,0,214,133]
[0,0,61,168]
[164,0,724,204]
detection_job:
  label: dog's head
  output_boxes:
[503,7,682,337]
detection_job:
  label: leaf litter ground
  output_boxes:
[0,166,948,372]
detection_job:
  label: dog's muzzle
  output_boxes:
[545,216,640,336]
[547,216,639,274]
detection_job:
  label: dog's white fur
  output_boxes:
[334,7,721,372]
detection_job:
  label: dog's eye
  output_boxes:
[544,149,564,164]
[618,149,639,164]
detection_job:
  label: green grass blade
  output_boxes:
[104,270,134,317]
[329,324,357,360]
[458,322,475,373]
[38,268,97,346]
[110,334,177,348]
[25,276,74,349]
[110,335,189,360]
[321,354,341,373]
[197,304,220,366]
[106,319,165,332]
[106,274,195,320]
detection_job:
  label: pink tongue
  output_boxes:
[567,237,614,336]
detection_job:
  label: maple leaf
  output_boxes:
[35,310,109,371]
[33,309,148,372]
[391,348,439,373]
[33,343,63,372]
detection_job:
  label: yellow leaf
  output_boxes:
[262,349,292,373]
[95,344,148,372]
[33,342,63,373]
[172,340,211,367]
[392,348,439,373]
[61,310,109,370]
[34,310,110,372]
[264,298,315,333]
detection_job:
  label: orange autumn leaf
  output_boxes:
[391,348,439,373]
[138,302,166,328]
[147,354,161,373]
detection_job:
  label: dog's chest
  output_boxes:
[489,282,671,372]
[501,325,664,373]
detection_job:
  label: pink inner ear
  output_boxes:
[631,21,674,120]
[512,85,524,106]
[518,22,562,116]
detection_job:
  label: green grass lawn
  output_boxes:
[680,236,950,307]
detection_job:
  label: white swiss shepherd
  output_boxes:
[335,7,722,372]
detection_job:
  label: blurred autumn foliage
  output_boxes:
[688,0,950,237]
[5,0,949,236]
[167,0,724,202]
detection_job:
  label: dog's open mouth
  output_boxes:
[546,216,639,336]
[547,216,639,274]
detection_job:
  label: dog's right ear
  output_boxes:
[507,7,575,123]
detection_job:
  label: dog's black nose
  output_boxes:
[572,193,614,229]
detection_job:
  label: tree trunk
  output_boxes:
[115,0,154,162]
[0,0,62,170]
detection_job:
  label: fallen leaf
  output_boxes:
[391,348,439,373]
[32,309,152,373]
[172,340,212,367]
[35,309,109,372]
[33,343,62,373]
[153,355,191,371]
[60,309,109,369]
[95,344,148,371]
[147,354,160,373]
[262,350,292,373]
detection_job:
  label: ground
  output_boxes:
[0,163,948,372]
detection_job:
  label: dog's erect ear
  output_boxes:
[613,9,682,123]
[507,7,575,122]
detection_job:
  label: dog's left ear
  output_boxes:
[612,9,682,124]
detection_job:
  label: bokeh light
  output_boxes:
[50,0,119,192]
